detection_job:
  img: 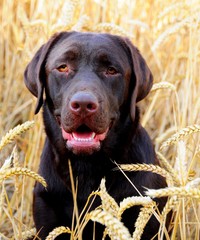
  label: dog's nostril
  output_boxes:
[71,102,80,110]
[70,92,99,115]
[87,103,97,111]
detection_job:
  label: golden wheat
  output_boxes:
[45,226,71,240]
[146,186,200,199]
[156,151,180,186]
[151,81,176,92]
[0,167,47,187]
[11,228,36,240]
[89,209,132,240]
[93,23,131,38]
[100,178,119,217]
[0,121,35,151]
[117,163,173,186]
[161,195,178,219]
[132,204,156,240]
[152,16,191,51]
[160,124,200,150]
[118,196,153,219]
[1,0,200,239]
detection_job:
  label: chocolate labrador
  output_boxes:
[24,31,168,239]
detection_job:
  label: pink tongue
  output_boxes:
[73,132,94,139]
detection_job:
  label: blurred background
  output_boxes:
[0,0,200,239]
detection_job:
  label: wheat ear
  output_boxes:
[93,23,131,38]
[146,186,200,199]
[21,228,36,240]
[151,81,176,92]
[0,121,34,151]
[117,163,173,186]
[100,178,119,217]
[118,196,153,219]
[45,226,71,240]
[0,167,47,187]
[160,124,200,150]
[132,204,156,240]
[152,17,191,51]
[89,209,132,240]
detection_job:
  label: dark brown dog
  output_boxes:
[24,31,167,239]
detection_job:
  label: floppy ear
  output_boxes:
[123,38,153,121]
[24,32,70,114]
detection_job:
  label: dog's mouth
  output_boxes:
[61,124,109,154]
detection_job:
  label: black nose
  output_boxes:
[69,92,99,116]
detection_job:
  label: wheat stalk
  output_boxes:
[0,184,6,216]
[117,163,173,186]
[0,167,47,187]
[45,226,71,240]
[175,141,188,185]
[160,124,200,150]
[0,121,34,151]
[88,209,132,240]
[146,186,200,199]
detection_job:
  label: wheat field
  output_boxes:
[0,0,200,239]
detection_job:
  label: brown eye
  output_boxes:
[106,67,118,75]
[57,64,69,72]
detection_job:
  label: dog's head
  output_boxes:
[24,31,152,155]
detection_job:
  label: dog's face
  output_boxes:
[24,32,153,155]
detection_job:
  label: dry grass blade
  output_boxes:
[0,167,47,187]
[160,124,200,150]
[146,186,200,199]
[151,81,176,92]
[0,121,35,151]
[117,163,173,186]
[89,209,132,240]
[45,226,71,240]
